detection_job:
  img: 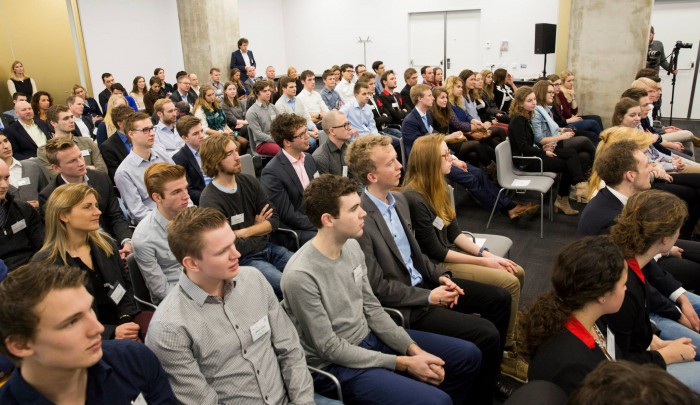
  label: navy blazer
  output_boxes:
[260,151,316,232]
[75,115,96,139]
[401,108,432,158]
[4,119,52,160]
[0,113,14,130]
[99,132,130,184]
[169,89,198,106]
[172,145,205,205]
[230,49,256,72]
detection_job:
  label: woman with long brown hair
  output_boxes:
[221,81,249,144]
[195,84,248,154]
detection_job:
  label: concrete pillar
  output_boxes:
[567,0,652,126]
[176,0,240,86]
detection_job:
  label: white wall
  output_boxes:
[238,0,287,76]
[238,0,559,85]
[78,0,184,99]
[651,0,700,119]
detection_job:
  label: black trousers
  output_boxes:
[658,239,700,292]
[409,278,511,405]
[523,146,585,196]
[655,173,700,240]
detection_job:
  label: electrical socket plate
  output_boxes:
[520,64,527,69]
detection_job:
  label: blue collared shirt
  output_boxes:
[0,340,176,404]
[364,189,423,286]
[320,87,342,110]
[154,122,183,155]
[340,99,378,137]
[117,131,132,153]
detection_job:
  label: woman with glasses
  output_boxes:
[194,84,248,154]
[32,183,147,341]
[531,80,595,202]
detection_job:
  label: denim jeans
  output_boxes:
[650,291,700,360]
[239,242,293,298]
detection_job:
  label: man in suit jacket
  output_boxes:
[0,112,13,131]
[4,101,51,160]
[230,37,256,73]
[401,68,419,111]
[98,73,115,110]
[243,66,259,96]
[2,132,48,206]
[260,113,318,245]
[377,70,409,126]
[172,116,206,205]
[346,134,511,404]
[99,105,134,185]
[67,95,96,138]
[169,74,197,108]
[401,84,435,158]
[38,138,132,257]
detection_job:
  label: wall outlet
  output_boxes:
[520,64,527,69]
[485,42,491,49]
[511,63,518,69]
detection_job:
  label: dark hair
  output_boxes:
[175,101,190,115]
[110,83,126,93]
[101,72,113,81]
[149,76,162,87]
[131,76,145,94]
[611,98,641,126]
[635,68,661,82]
[31,91,53,116]
[168,207,228,263]
[532,79,553,106]
[46,104,70,125]
[353,81,369,95]
[610,190,687,257]
[237,37,249,48]
[458,69,475,84]
[271,113,307,147]
[110,105,135,129]
[66,95,81,106]
[322,69,334,80]
[340,63,353,73]
[153,68,163,76]
[493,68,508,86]
[404,68,417,81]
[176,115,201,139]
[279,76,296,90]
[300,70,315,81]
[570,361,700,405]
[12,92,26,101]
[303,174,359,229]
[0,263,86,362]
[620,87,648,101]
[222,81,240,107]
[176,71,189,81]
[355,64,366,74]
[123,112,151,134]
[594,140,642,187]
[252,79,270,98]
[429,87,449,130]
[381,70,395,85]
[420,66,430,75]
[372,60,383,71]
[518,237,626,357]
[210,67,220,74]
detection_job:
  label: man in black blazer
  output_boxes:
[98,105,134,185]
[377,70,409,126]
[346,135,512,403]
[169,74,197,108]
[4,101,51,160]
[38,139,133,258]
[98,73,115,110]
[0,112,13,131]
[68,95,96,138]
[260,113,317,245]
[172,116,206,205]
[400,68,419,111]
[230,37,256,73]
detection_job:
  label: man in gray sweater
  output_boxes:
[245,80,281,156]
[281,174,480,404]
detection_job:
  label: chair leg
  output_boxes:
[487,188,505,229]
[549,189,554,221]
[540,192,545,238]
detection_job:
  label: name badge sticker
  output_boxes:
[17,177,30,187]
[432,216,445,230]
[391,102,399,108]
[313,171,320,179]
[81,149,91,157]
[606,327,616,360]
[11,219,26,234]
[342,166,348,177]
[108,283,126,305]
[230,213,245,226]
[131,392,148,405]
[250,315,271,342]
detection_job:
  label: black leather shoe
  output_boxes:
[494,378,519,402]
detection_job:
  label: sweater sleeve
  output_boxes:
[448,108,472,132]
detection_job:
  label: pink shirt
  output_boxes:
[282,149,310,189]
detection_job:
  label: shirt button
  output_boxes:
[257,370,260,375]
[243,350,247,354]
[235,325,239,329]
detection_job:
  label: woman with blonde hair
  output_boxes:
[403,134,528,355]
[194,84,248,153]
[95,94,128,145]
[557,70,603,138]
[32,183,144,341]
[7,60,37,98]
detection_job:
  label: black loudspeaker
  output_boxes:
[534,23,557,54]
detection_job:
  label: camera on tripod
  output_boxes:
[675,41,693,50]
[647,49,661,61]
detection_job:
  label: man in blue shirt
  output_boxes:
[320,70,342,110]
[0,262,176,404]
[339,82,378,137]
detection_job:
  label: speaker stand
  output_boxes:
[541,53,549,78]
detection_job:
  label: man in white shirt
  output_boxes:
[297,70,329,124]
[335,64,356,105]
[153,99,183,157]
[189,73,200,96]
[4,101,51,160]
[67,95,95,139]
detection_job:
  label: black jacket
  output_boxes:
[0,192,44,271]
[4,119,52,160]
[99,132,130,184]
[377,89,409,125]
[172,145,205,205]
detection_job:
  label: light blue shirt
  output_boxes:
[154,122,183,155]
[340,98,378,137]
[531,105,560,144]
[364,189,423,286]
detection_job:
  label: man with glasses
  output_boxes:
[114,112,175,224]
[169,72,197,109]
[261,113,318,246]
[335,64,356,105]
[315,110,358,178]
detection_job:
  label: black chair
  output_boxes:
[126,254,157,310]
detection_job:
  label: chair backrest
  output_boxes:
[126,254,155,307]
[317,130,328,148]
[494,139,517,186]
[240,153,255,177]
[399,137,407,164]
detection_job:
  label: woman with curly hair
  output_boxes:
[519,236,668,395]
[31,90,53,126]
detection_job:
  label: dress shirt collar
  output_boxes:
[178,271,235,306]
[156,121,174,132]
[8,157,21,171]
[606,186,629,205]
[255,100,269,108]
[186,144,199,157]
[153,208,170,231]
[60,173,90,185]
[117,131,130,146]
[283,95,295,104]
[282,148,305,165]
[327,139,345,154]
[19,119,36,130]
[364,187,396,215]
[300,89,313,97]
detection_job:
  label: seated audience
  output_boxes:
[172,116,208,205]
[96,94,128,145]
[6,60,36,98]
[154,68,174,96]
[132,163,189,304]
[434,67,444,86]
[0,159,43,271]
[275,76,318,150]
[361,72,402,139]
[1,133,47,207]
[456,71,507,143]
[144,76,165,116]
[519,237,664,395]
[169,73,197,108]
[246,80,281,156]
[282,174,480,404]
[261,113,318,245]
[430,85,485,167]
[72,84,103,118]
[493,69,517,113]
[557,70,603,139]
[33,183,144,340]
[37,105,107,175]
[189,73,200,96]
[243,66,258,95]
[1,92,28,122]
[377,70,409,127]
[39,138,133,258]
[209,67,225,100]
[199,134,292,297]
[153,99,183,156]
[98,72,115,109]
[315,110,357,177]
[130,76,147,111]
[146,206,321,404]
[265,65,280,103]
[372,60,386,93]
[4,100,51,160]
[508,87,587,215]
[0,263,175,403]
[608,190,700,392]
[320,69,342,110]
[220,81,249,142]
[115,112,175,224]
[297,69,329,124]
[404,134,527,360]
[31,91,53,126]
[229,68,247,99]
[339,82,378,137]
[67,95,96,139]
[421,66,436,87]
[401,68,419,111]
[108,83,139,112]
[347,134,514,403]
[478,69,508,124]
[99,105,135,185]
[335,64,355,104]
